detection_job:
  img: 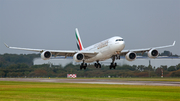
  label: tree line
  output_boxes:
[0,63,180,78]
[0,52,180,78]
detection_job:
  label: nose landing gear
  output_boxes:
[110,56,117,69]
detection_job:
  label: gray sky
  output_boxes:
[0,0,180,55]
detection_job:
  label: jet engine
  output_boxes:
[41,51,52,60]
[73,53,84,62]
[148,49,158,58]
[125,52,136,61]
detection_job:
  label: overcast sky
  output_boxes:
[0,0,179,55]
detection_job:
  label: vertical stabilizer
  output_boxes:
[75,28,84,50]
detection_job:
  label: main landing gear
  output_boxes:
[110,56,117,69]
[80,61,87,70]
[94,61,101,68]
[80,56,119,70]
[110,62,117,69]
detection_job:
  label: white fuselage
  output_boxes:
[82,36,125,63]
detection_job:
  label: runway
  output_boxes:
[0,78,180,86]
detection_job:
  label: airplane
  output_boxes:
[4,28,176,70]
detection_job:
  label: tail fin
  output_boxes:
[75,28,84,50]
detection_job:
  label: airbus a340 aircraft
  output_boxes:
[5,28,176,70]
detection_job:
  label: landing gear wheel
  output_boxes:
[99,64,101,68]
[94,63,101,68]
[80,62,87,70]
[115,63,117,67]
[110,62,117,69]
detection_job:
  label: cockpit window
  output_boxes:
[116,39,123,41]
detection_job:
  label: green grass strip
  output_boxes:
[0,81,180,101]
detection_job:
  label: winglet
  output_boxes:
[4,43,9,48]
[173,41,176,46]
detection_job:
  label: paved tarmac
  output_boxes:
[0,78,180,86]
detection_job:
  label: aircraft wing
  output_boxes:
[4,43,98,58]
[120,41,176,55]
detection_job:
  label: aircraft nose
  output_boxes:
[115,41,125,51]
[120,41,125,49]
[110,40,125,52]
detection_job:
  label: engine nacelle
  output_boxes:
[41,51,52,60]
[148,49,158,58]
[73,53,84,62]
[125,52,136,61]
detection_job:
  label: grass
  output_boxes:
[0,81,180,101]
